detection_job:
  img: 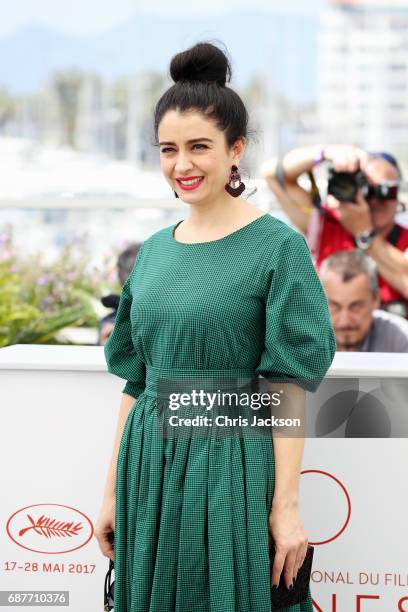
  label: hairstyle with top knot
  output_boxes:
[154,42,249,148]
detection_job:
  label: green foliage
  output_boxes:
[0,225,121,347]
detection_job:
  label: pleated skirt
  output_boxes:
[113,392,314,612]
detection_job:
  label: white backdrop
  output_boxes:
[1,345,407,611]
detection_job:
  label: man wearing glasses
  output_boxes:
[261,145,408,318]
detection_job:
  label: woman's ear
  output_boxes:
[231,137,246,165]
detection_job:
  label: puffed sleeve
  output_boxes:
[256,231,336,392]
[104,247,146,399]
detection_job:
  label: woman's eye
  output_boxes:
[161,144,208,153]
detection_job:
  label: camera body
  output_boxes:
[327,167,367,203]
[327,165,400,204]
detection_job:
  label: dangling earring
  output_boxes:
[174,190,179,199]
[225,165,245,197]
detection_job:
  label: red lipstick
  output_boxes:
[175,176,205,191]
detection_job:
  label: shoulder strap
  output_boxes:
[387,224,401,246]
[307,170,322,209]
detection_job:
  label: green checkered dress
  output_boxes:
[104,213,336,612]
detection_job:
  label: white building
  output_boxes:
[318,0,408,158]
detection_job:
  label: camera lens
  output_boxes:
[327,168,368,203]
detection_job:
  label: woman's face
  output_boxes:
[158,109,245,204]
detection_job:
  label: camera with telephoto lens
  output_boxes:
[327,165,400,204]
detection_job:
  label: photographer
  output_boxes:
[260,145,408,318]
[97,242,141,345]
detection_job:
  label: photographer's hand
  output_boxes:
[326,190,373,237]
[324,144,368,173]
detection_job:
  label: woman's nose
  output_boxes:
[174,152,194,174]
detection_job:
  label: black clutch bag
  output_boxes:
[270,544,314,609]
[104,560,114,611]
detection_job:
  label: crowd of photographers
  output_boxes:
[261,144,408,352]
[98,144,408,353]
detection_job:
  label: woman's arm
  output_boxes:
[268,382,309,590]
[271,383,306,504]
[102,392,136,499]
[94,392,138,560]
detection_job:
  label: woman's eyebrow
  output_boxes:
[159,138,214,145]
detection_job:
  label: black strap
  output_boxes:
[386,224,401,246]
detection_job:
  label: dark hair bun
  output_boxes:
[170,42,231,87]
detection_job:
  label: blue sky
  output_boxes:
[0,0,326,37]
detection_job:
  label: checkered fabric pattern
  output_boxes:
[104,213,336,611]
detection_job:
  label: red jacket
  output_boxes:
[306,206,408,315]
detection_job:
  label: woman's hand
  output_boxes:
[268,499,309,590]
[94,496,115,561]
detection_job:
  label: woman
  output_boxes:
[95,42,336,612]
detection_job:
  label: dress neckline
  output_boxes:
[170,213,270,246]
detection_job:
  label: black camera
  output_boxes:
[327,167,367,203]
[327,166,400,204]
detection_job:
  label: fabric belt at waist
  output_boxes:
[143,365,258,399]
